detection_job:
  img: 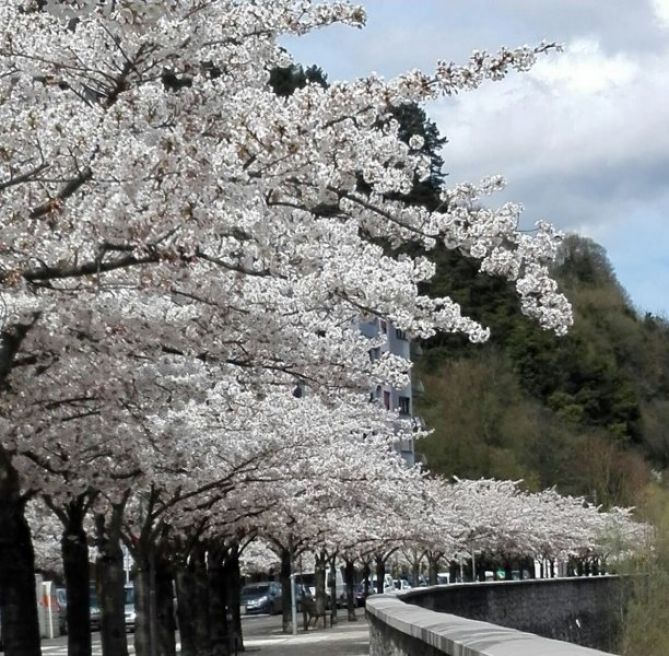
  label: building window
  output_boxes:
[398,396,410,415]
[395,328,407,340]
[369,347,381,362]
[383,390,391,410]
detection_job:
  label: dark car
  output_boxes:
[124,585,136,632]
[89,588,102,631]
[241,582,282,615]
[354,583,370,608]
[56,587,68,634]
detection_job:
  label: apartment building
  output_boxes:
[359,317,417,466]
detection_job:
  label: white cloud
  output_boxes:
[430,38,669,219]
[427,35,669,313]
[532,39,637,94]
[651,0,669,27]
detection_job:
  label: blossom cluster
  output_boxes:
[0,0,589,592]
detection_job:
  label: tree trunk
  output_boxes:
[449,560,459,584]
[473,557,482,582]
[133,555,152,656]
[314,553,327,628]
[374,555,385,595]
[207,549,228,656]
[61,501,92,656]
[279,548,292,634]
[427,554,438,586]
[175,562,197,656]
[95,509,129,656]
[411,560,420,588]
[192,546,211,656]
[155,555,176,656]
[345,559,356,621]
[328,559,338,625]
[223,547,243,653]
[0,455,41,656]
[362,562,370,598]
[504,560,513,581]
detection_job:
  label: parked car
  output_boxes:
[89,588,102,631]
[407,574,429,588]
[124,585,136,632]
[393,578,412,592]
[241,582,282,615]
[436,572,450,585]
[367,573,395,595]
[56,587,68,634]
[354,582,370,607]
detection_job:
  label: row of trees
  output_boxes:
[26,474,644,655]
[0,2,635,656]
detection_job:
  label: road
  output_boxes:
[6,610,369,656]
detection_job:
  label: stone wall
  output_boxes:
[366,577,629,656]
[403,577,627,652]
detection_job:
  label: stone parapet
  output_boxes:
[366,588,618,656]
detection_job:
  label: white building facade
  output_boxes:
[359,317,417,466]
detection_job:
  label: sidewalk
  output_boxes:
[243,617,369,656]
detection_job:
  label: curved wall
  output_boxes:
[403,576,627,652]
[367,577,630,656]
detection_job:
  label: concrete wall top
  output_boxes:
[366,593,615,656]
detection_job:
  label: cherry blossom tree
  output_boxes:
[0,2,579,654]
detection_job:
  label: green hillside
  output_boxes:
[416,234,669,506]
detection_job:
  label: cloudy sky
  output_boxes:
[284,1,669,316]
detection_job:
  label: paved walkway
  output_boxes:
[244,618,369,656]
[9,613,369,656]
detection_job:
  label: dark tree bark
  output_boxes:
[192,545,211,656]
[504,559,513,581]
[328,559,338,625]
[314,552,327,628]
[362,562,370,598]
[0,452,41,656]
[449,560,459,584]
[207,548,229,656]
[427,554,438,586]
[175,561,197,656]
[223,546,243,653]
[411,560,420,588]
[344,559,356,621]
[133,540,176,656]
[133,553,152,656]
[155,554,176,656]
[279,548,292,634]
[374,555,385,595]
[518,556,533,579]
[61,499,93,656]
[95,507,129,656]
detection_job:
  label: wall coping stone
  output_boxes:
[366,591,615,656]
[401,575,620,600]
